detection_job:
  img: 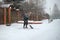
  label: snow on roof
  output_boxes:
[0,4,11,8]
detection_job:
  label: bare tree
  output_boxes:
[19,0,46,20]
[3,0,46,21]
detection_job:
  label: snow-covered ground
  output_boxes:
[0,19,60,40]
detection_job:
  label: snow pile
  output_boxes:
[18,20,42,24]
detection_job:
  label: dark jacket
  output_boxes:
[23,14,29,21]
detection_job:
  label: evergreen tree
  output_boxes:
[52,4,60,19]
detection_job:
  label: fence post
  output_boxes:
[8,7,11,25]
[4,8,6,24]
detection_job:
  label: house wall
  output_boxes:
[0,8,4,24]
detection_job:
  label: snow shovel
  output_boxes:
[29,25,33,29]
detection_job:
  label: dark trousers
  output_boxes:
[23,20,28,28]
